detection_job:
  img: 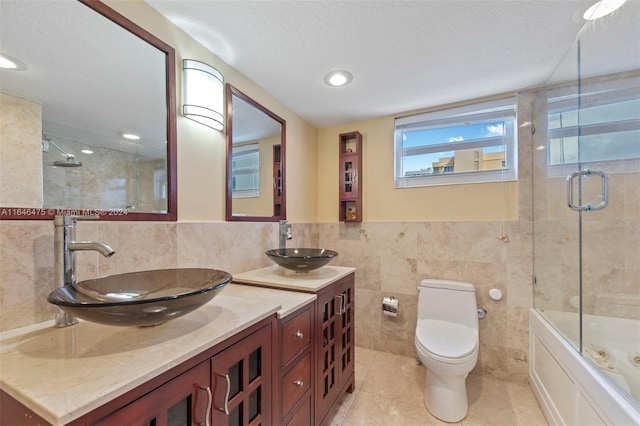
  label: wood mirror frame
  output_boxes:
[225,84,286,222]
[0,0,177,221]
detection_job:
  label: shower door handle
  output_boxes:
[566,169,608,212]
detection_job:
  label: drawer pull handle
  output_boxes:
[197,385,212,426]
[293,380,304,387]
[295,330,304,339]
[215,373,231,415]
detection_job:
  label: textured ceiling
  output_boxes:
[146,0,599,128]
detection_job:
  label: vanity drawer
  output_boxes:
[282,353,311,417]
[281,307,311,366]
[285,395,312,426]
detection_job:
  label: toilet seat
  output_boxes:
[416,319,477,363]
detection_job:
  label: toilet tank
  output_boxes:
[418,279,478,329]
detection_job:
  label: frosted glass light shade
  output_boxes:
[183,59,224,131]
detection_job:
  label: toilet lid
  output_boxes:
[416,319,477,359]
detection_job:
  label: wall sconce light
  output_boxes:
[183,59,224,131]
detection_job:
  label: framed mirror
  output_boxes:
[0,0,177,221]
[226,84,286,222]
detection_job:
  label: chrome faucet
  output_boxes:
[53,214,115,327]
[279,220,292,251]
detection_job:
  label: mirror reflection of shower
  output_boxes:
[41,129,168,213]
[42,133,83,168]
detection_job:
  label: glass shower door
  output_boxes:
[572,0,640,404]
[533,0,640,405]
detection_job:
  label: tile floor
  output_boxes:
[326,347,548,426]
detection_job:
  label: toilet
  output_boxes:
[415,279,479,422]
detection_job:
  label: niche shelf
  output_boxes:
[338,131,362,222]
[273,144,282,216]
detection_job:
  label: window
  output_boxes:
[547,74,640,165]
[231,144,260,198]
[394,97,517,187]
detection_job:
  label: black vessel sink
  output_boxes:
[266,248,338,272]
[47,268,231,327]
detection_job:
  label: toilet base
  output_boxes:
[424,369,469,422]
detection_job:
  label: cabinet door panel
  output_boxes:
[211,325,272,426]
[314,275,355,425]
[315,290,340,419]
[94,361,210,426]
[338,284,354,390]
[338,154,360,200]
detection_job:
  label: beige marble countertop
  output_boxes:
[232,265,356,292]
[224,283,316,317]
[0,291,286,426]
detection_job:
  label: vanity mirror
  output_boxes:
[0,0,177,221]
[226,84,286,222]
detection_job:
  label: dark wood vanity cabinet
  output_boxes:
[90,322,274,426]
[1,275,356,426]
[234,271,355,426]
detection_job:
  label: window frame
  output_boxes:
[394,96,518,188]
[546,74,640,167]
[231,143,260,198]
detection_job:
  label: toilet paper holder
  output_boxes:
[382,296,399,317]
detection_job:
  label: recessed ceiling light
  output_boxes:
[324,70,353,87]
[121,133,141,140]
[583,0,627,20]
[0,53,26,70]
[81,149,94,154]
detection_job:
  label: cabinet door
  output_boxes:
[211,325,272,426]
[94,361,210,426]
[315,288,341,420]
[315,276,355,424]
[338,154,360,200]
[337,281,354,391]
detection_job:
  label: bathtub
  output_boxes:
[529,309,640,425]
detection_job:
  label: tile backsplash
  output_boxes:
[0,218,532,384]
